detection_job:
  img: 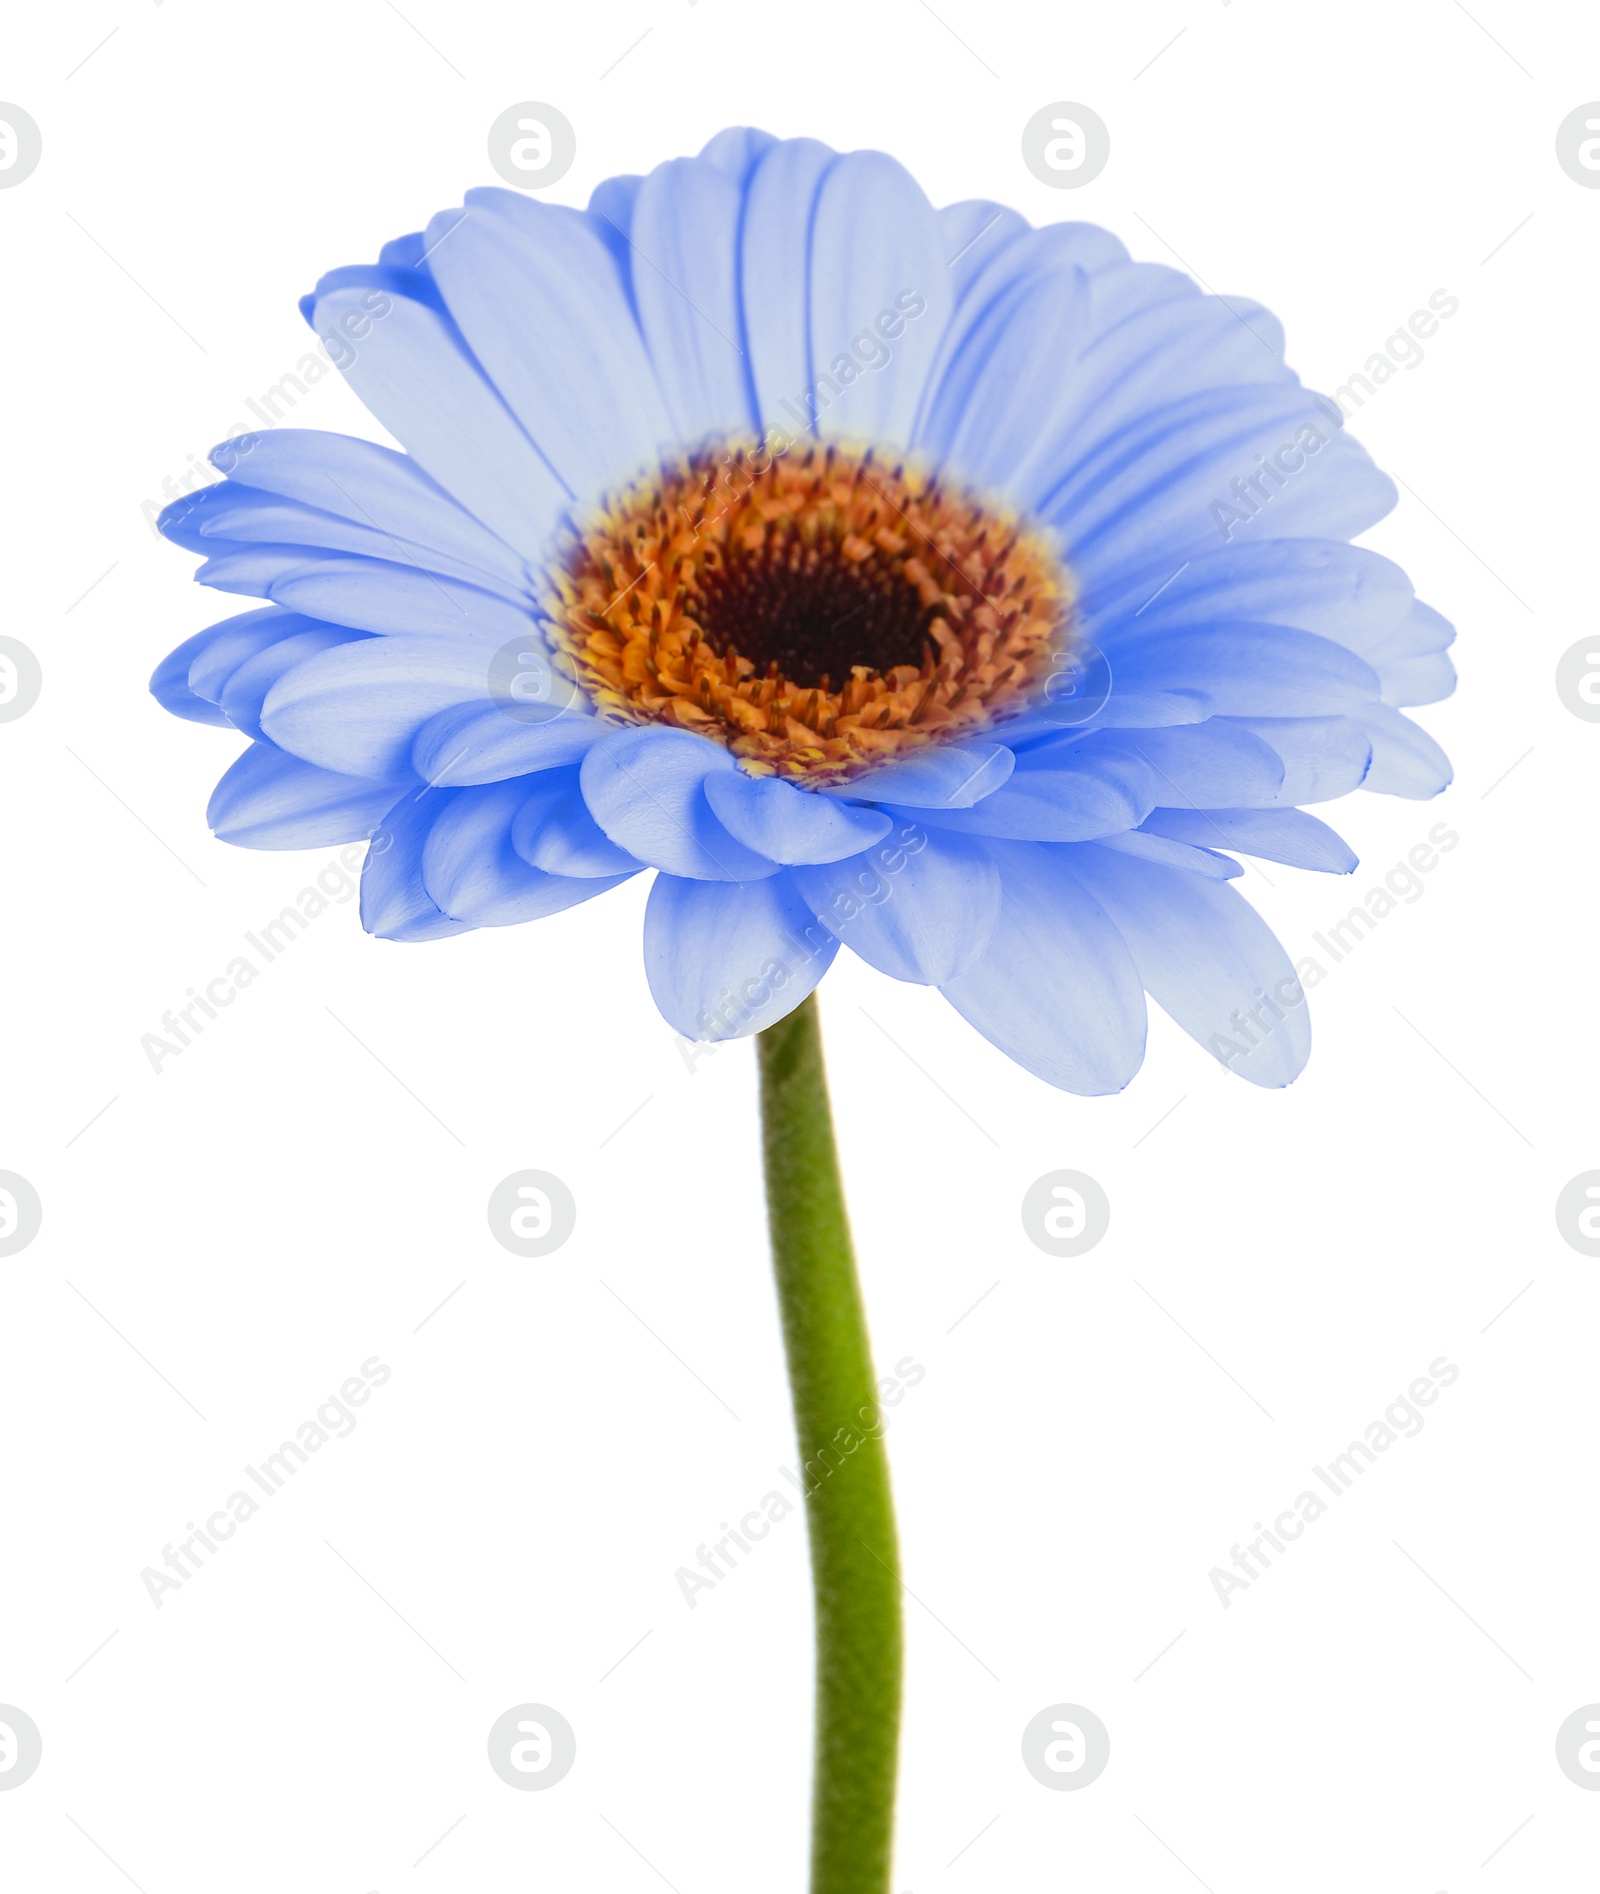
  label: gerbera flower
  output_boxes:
[152,127,1461,1891]
[153,125,1453,1094]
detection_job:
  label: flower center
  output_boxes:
[544,439,1074,784]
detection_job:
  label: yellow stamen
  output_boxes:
[544,438,1075,786]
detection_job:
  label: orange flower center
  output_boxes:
[543,439,1075,785]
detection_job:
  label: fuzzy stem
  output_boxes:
[756,992,901,1894]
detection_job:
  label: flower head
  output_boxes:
[543,438,1069,785]
[153,127,1454,1093]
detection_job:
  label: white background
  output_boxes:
[1,2,1595,1888]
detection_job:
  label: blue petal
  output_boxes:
[579,726,779,880]
[792,828,999,983]
[914,219,1128,449]
[173,434,528,590]
[1069,846,1311,1088]
[375,233,426,269]
[1371,598,1455,662]
[807,151,952,451]
[1096,831,1242,878]
[1368,602,1457,706]
[898,735,1155,841]
[423,192,674,504]
[984,269,1298,510]
[941,841,1146,1095]
[157,483,237,554]
[166,465,530,598]
[1221,715,1372,804]
[360,789,475,941]
[999,669,1211,751]
[411,700,601,787]
[1040,385,1397,580]
[301,261,443,323]
[173,482,523,594]
[1141,806,1357,873]
[933,198,1030,306]
[586,173,643,263]
[915,256,1097,495]
[1083,539,1414,657]
[186,607,313,705]
[151,625,237,726]
[511,768,643,876]
[1350,705,1452,798]
[1221,298,1286,358]
[627,158,754,442]
[840,741,1013,809]
[186,492,526,601]
[697,126,778,187]
[305,282,569,560]
[1105,624,1380,717]
[1057,688,1212,732]
[421,780,634,925]
[192,548,534,643]
[1082,720,1286,808]
[1377,652,1456,706]
[219,624,372,740]
[208,741,396,849]
[262,634,506,780]
[738,138,836,434]
[644,872,838,1040]
[702,771,890,864]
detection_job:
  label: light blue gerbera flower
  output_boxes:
[153,125,1453,1093]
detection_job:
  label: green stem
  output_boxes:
[756,992,902,1894]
